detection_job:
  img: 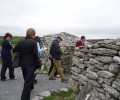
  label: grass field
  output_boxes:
[43,89,75,100]
[0,36,24,46]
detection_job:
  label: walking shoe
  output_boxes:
[1,78,8,81]
[61,78,68,83]
[49,77,56,80]
[10,77,18,80]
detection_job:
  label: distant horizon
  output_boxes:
[0,32,119,39]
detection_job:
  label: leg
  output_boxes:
[49,62,57,79]
[21,67,27,81]
[7,59,15,79]
[54,70,57,77]
[1,59,7,80]
[53,59,65,80]
[48,57,54,76]
[21,66,35,100]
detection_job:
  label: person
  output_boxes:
[13,28,40,100]
[1,33,16,81]
[34,36,47,55]
[34,36,46,83]
[49,36,68,82]
[76,36,86,47]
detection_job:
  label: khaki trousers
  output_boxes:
[49,59,65,80]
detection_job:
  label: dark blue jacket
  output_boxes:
[50,40,63,60]
[13,37,40,69]
[1,39,13,60]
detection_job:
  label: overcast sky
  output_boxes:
[0,0,120,39]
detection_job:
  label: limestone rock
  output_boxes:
[104,77,116,85]
[74,51,85,58]
[118,51,120,56]
[32,96,42,100]
[78,74,89,82]
[68,78,79,89]
[90,48,117,56]
[38,91,51,97]
[95,56,113,64]
[112,79,120,91]
[79,48,89,53]
[102,84,119,98]
[98,77,104,84]
[87,64,99,72]
[87,53,96,58]
[115,39,120,46]
[105,91,112,99]
[71,67,81,74]
[78,78,87,86]
[103,64,109,70]
[89,88,103,100]
[89,58,99,65]
[71,75,78,81]
[86,69,98,80]
[91,44,99,49]
[97,71,115,78]
[113,56,120,64]
[98,43,120,50]
[109,63,120,74]
[72,57,81,67]
[71,70,78,76]
[50,89,59,95]
[96,87,105,93]
[88,79,100,87]
[60,88,69,92]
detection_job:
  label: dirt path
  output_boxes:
[0,65,69,100]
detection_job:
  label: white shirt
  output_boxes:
[37,42,47,54]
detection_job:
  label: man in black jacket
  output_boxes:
[13,28,40,100]
[49,36,68,82]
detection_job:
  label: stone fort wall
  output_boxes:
[69,39,120,100]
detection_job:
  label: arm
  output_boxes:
[54,41,63,54]
[37,43,45,54]
[5,40,13,49]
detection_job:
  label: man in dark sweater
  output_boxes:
[49,36,68,82]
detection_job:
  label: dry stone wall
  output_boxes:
[69,39,120,100]
[41,32,79,73]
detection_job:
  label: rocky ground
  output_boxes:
[0,65,69,100]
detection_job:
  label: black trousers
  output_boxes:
[21,66,35,100]
[48,57,57,77]
[1,58,15,80]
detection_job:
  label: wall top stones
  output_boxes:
[43,32,79,47]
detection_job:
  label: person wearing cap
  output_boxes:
[49,36,68,82]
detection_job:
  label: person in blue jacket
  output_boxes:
[1,33,16,81]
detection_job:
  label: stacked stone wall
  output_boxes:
[69,39,120,100]
[41,32,79,73]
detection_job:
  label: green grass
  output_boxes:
[0,36,24,46]
[43,89,75,100]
